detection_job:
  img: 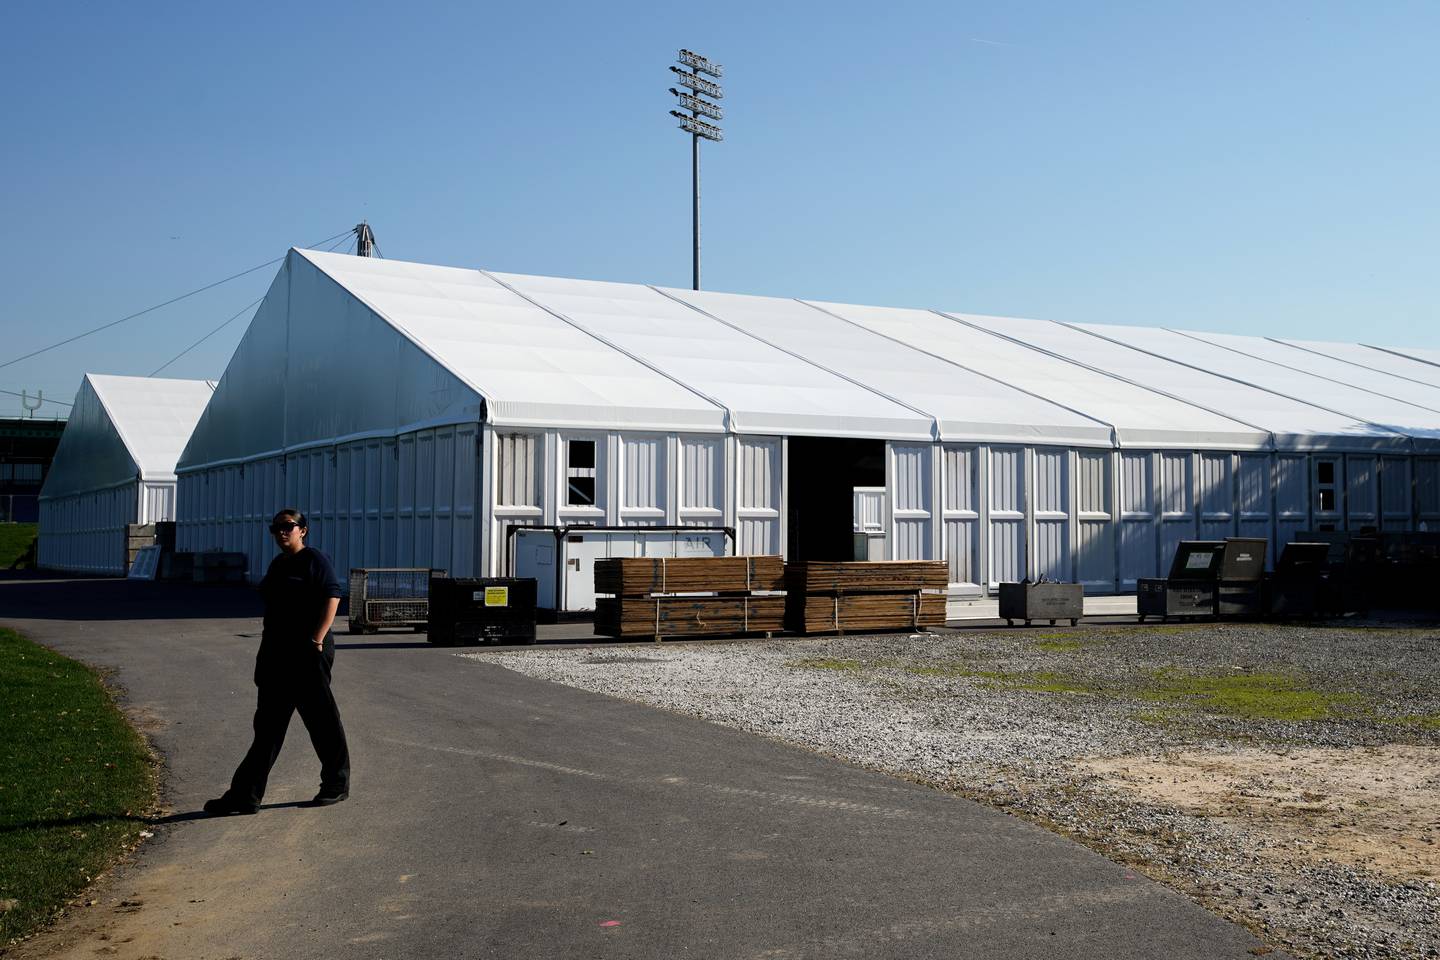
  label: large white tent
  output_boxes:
[39,374,216,574]
[175,249,1440,598]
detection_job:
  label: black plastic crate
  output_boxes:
[428,577,538,646]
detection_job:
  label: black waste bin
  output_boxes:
[1268,542,1329,618]
[1138,540,1225,622]
[1216,537,1267,618]
[427,577,538,646]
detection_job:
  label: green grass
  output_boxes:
[1381,712,1440,731]
[1137,669,1357,722]
[0,629,156,945]
[0,523,37,569]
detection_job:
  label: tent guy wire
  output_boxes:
[149,296,266,377]
[0,228,354,374]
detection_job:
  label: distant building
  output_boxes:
[0,416,64,523]
[37,375,215,575]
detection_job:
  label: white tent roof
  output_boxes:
[814,303,1266,449]
[180,250,1440,464]
[1178,331,1440,417]
[652,289,1113,446]
[41,374,215,498]
[957,314,1410,451]
[493,273,931,440]
[1277,339,1440,390]
[301,251,725,434]
[1071,324,1440,450]
[1376,344,1440,370]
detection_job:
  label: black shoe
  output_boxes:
[203,794,259,816]
[307,788,349,807]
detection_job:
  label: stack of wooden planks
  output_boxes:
[785,560,949,634]
[595,595,786,639]
[594,556,784,596]
[593,556,786,640]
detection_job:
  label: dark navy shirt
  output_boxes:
[260,547,343,649]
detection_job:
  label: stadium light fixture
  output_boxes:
[669,49,724,291]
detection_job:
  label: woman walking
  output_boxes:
[205,509,350,815]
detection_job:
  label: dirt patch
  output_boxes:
[1081,745,1440,881]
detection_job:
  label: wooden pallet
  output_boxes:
[786,591,948,634]
[595,595,785,639]
[594,556,784,596]
[785,561,948,594]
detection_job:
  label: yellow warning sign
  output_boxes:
[484,586,509,607]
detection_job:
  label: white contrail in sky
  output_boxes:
[969,37,1015,47]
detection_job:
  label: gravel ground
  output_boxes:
[468,622,1440,959]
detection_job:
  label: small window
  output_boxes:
[1317,462,1335,485]
[564,438,599,508]
[1319,489,1336,512]
[569,440,595,469]
[567,476,596,506]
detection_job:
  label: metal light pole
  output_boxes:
[669,49,723,290]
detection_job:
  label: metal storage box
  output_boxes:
[1137,540,1225,621]
[347,568,445,634]
[998,582,1083,626]
[1216,537,1268,618]
[427,576,538,646]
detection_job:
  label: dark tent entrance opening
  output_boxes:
[787,436,886,562]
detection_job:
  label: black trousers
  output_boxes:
[228,642,349,804]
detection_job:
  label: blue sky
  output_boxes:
[2,1,1436,417]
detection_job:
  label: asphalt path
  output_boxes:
[1,575,1281,960]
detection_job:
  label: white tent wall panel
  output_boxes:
[1159,452,1197,568]
[178,425,480,583]
[1075,450,1115,591]
[1346,456,1378,530]
[853,487,886,532]
[941,445,981,595]
[1237,455,1274,563]
[679,435,724,528]
[490,429,544,574]
[139,482,176,525]
[1198,453,1236,541]
[987,447,1026,586]
[1118,451,1158,588]
[37,485,134,575]
[735,436,783,556]
[619,434,666,527]
[1031,448,1069,581]
[886,443,934,562]
[1380,458,1410,531]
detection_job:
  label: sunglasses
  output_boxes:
[269,521,301,534]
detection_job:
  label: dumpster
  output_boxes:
[1137,541,1225,621]
[998,581,1084,627]
[348,568,446,634]
[1297,531,1378,615]
[1216,537,1267,618]
[1267,542,1329,618]
[427,576,538,646]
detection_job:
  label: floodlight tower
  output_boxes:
[668,49,723,290]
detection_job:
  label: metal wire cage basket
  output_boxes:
[347,568,447,634]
